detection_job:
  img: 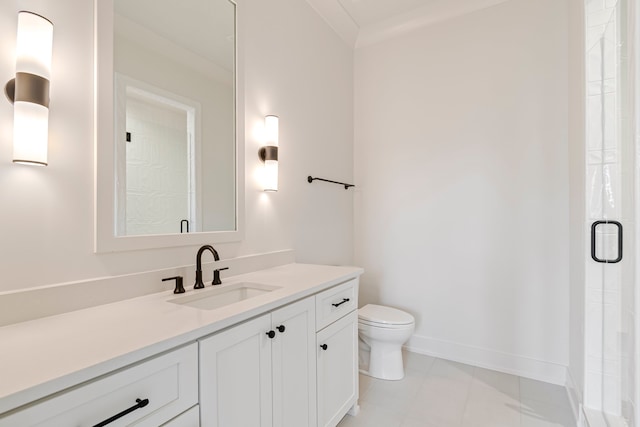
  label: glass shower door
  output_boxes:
[585,0,636,425]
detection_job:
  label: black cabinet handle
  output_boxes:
[277,325,286,333]
[591,220,623,263]
[92,398,149,427]
[266,330,276,339]
[332,298,350,308]
[320,344,328,351]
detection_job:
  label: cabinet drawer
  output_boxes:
[0,344,198,427]
[315,279,358,331]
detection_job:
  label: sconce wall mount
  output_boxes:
[258,145,278,163]
[5,72,50,107]
[259,115,279,192]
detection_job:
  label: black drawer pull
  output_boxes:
[93,398,149,427]
[332,298,350,308]
[320,344,328,350]
[266,330,276,339]
[277,325,286,333]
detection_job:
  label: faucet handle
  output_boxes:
[162,276,185,294]
[212,267,229,286]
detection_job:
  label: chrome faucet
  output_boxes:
[194,245,219,289]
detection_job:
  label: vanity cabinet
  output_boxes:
[0,268,362,427]
[315,279,359,427]
[0,344,198,427]
[199,296,316,427]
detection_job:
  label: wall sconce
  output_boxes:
[4,11,53,166]
[259,115,278,192]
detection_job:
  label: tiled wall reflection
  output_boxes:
[125,97,190,235]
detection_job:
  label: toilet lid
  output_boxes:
[358,304,414,326]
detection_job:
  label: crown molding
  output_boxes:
[306,0,512,50]
[305,0,359,48]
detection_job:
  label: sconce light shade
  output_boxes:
[259,115,279,192]
[6,11,53,166]
[262,157,278,192]
[264,115,279,146]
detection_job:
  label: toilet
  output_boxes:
[358,304,415,380]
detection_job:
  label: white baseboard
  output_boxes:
[405,333,567,385]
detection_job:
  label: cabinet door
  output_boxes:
[271,297,317,427]
[199,314,272,427]
[316,310,358,427]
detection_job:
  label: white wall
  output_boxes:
[0,0,353,293]
[240,0,354,265]
[354,0,570,383]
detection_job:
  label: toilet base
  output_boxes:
[361,342,405,381]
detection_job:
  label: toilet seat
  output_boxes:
[358,319,412,330]
[358,304,414,326]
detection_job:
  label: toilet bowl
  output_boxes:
[358,304,415,380]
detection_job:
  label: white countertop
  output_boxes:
[0,263,363,415]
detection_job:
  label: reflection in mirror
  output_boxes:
[113,0,236,236]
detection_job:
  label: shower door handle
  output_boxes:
[591,220,623,263]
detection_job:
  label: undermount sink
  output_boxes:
[168,282,281,311]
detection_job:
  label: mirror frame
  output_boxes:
[94,0,244,252]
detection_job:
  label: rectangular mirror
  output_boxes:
[95,0,244,252]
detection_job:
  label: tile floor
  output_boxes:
[338,352,575,427]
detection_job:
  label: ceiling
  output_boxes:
[305,0,511,48]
